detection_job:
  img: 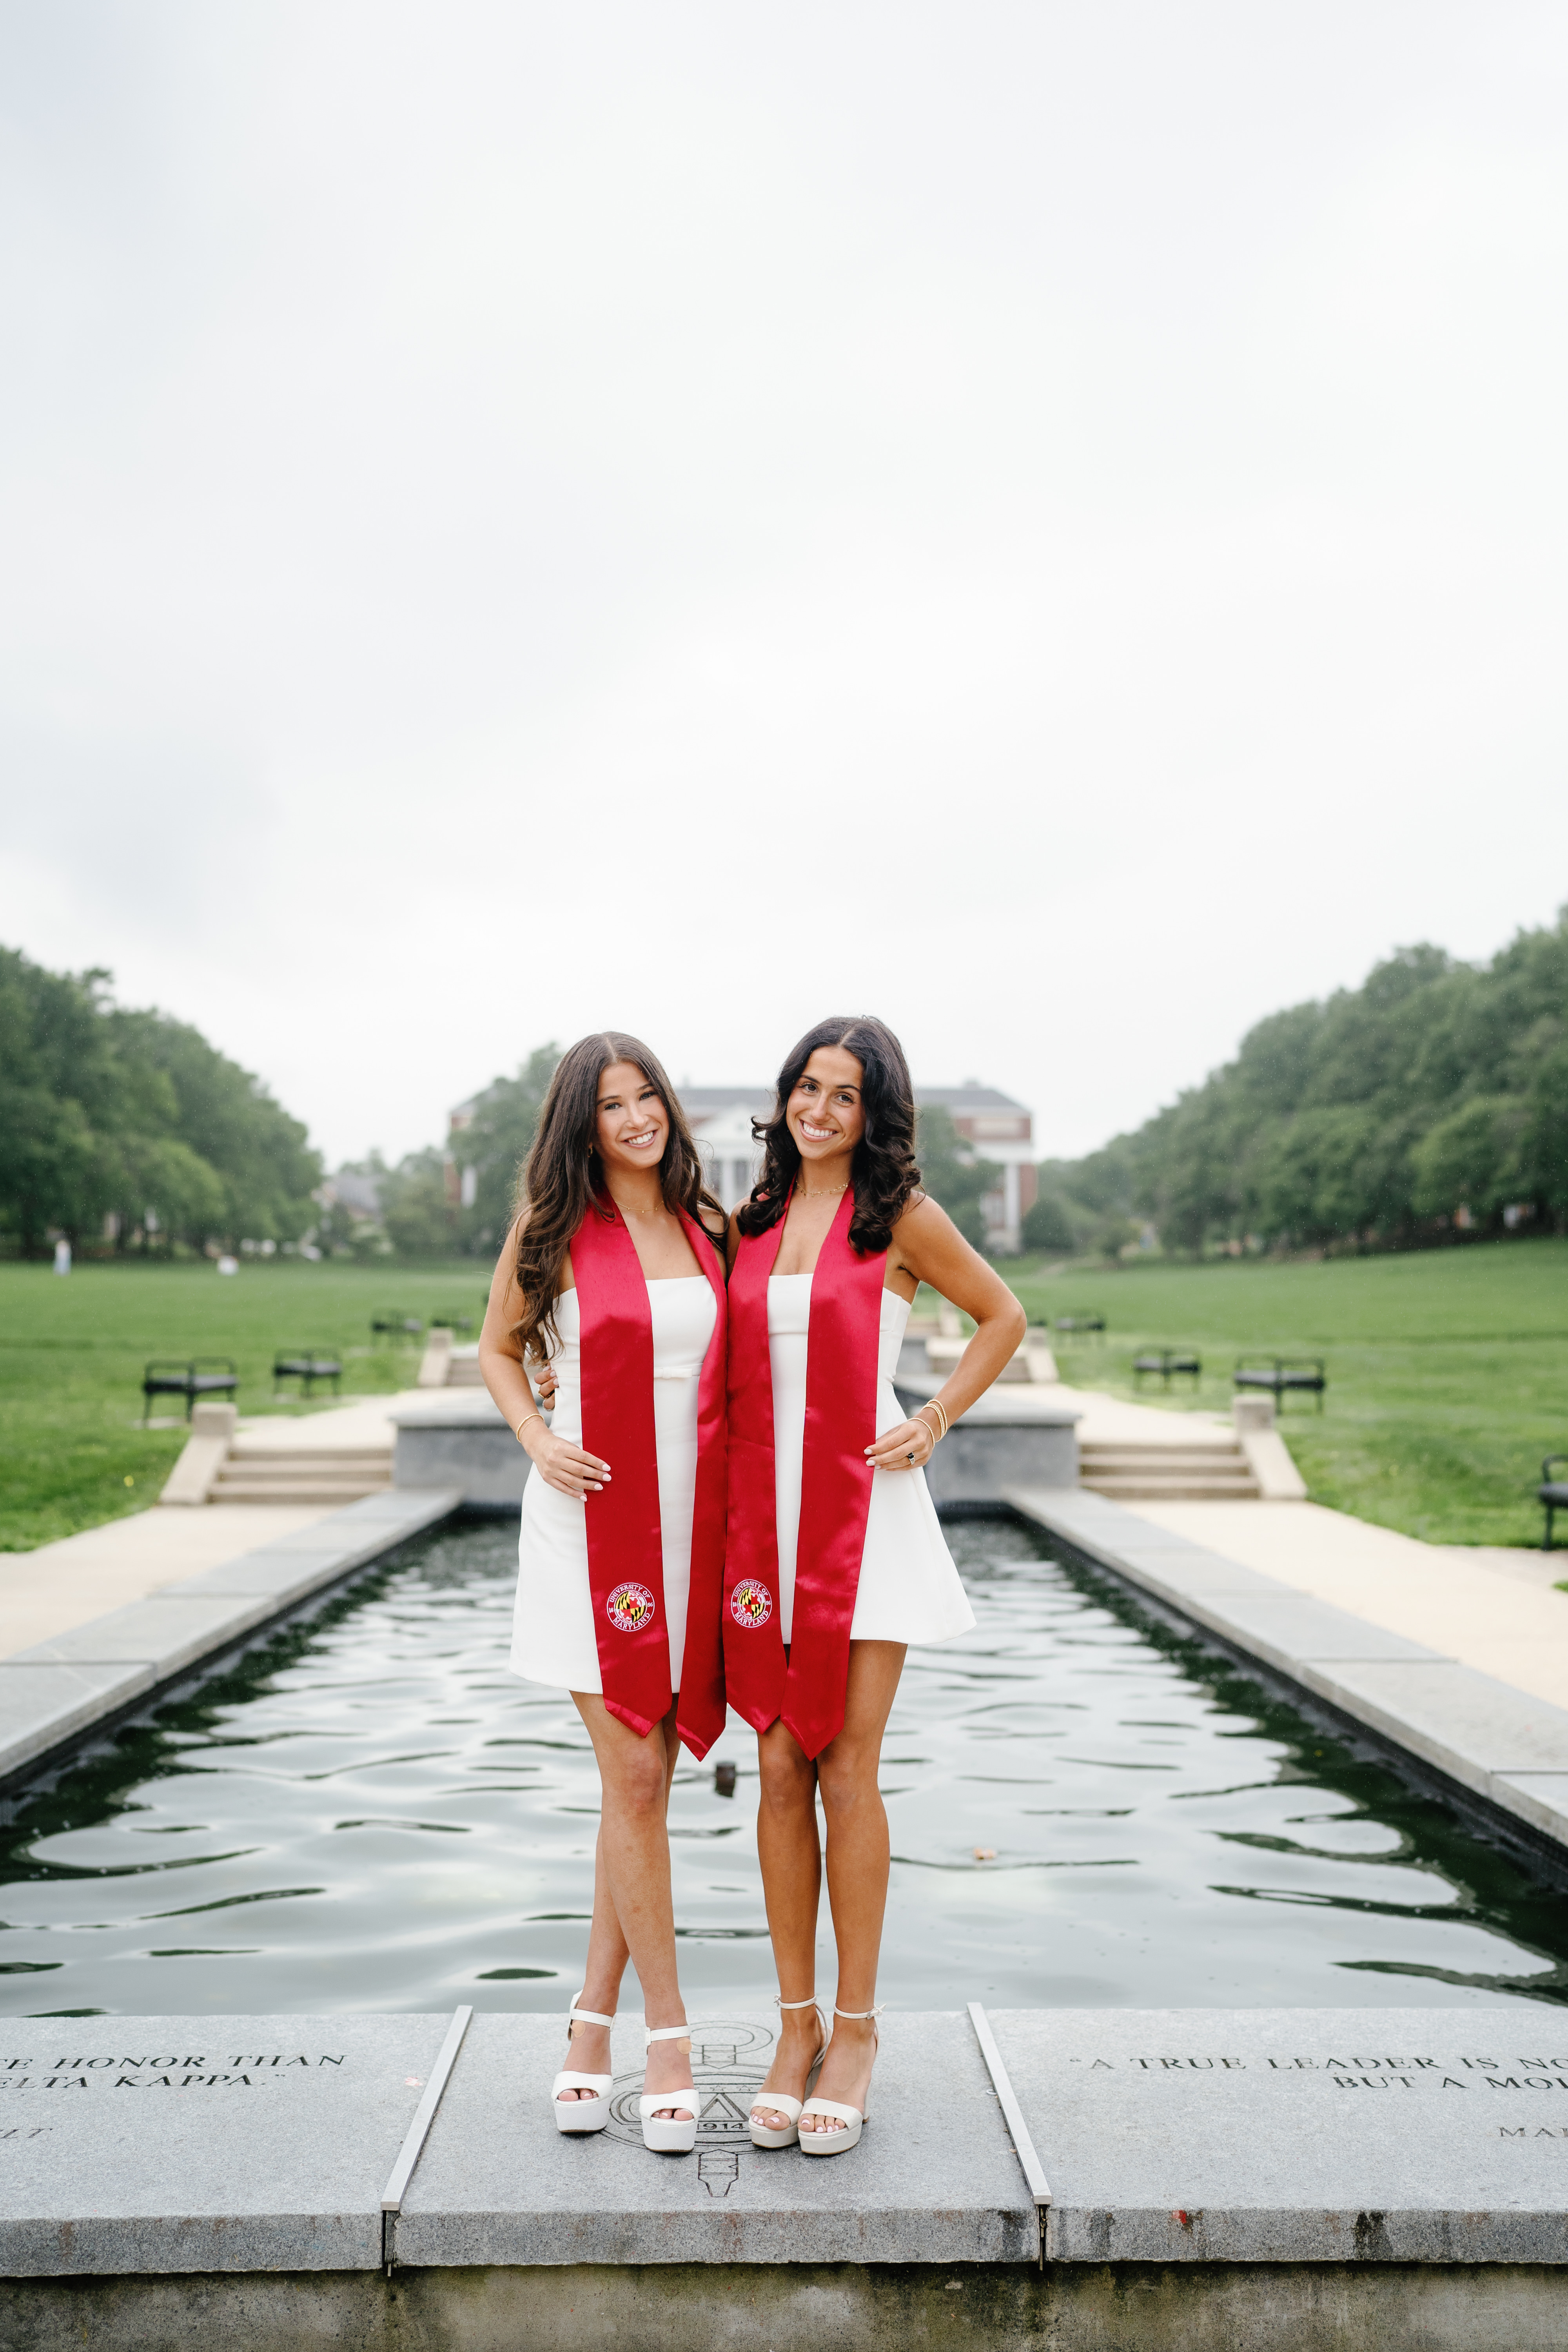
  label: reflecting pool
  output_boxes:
[2,1517,1564,2017]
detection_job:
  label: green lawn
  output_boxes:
[4,1241,1565,1555]
[999,1238,1567,1548]
[0,1261,492,1552]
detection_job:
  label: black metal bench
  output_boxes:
[272,1348,343,1400]
[1055,1314,1105,1334]
[1234,1356,1326,1412]
[1134,1347,1202,1390]
[142,1357,239,1423]
[1540,1455,1568,1552]
[370,1312,424,1342]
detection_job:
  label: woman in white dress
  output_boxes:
[478,1032,728,2153]
[725,1017,1025,2155]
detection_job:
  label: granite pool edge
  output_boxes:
[0,1489,464,1793]
[1004,1486,1568,1868]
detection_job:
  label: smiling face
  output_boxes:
[594,1060,669,1176]
[786,1045,866,1174]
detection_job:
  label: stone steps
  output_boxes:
[211,1449,393,1506]
[212,1479,392,1506]
[1079,1438,1260,1501]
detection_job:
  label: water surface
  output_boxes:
[2,1519,1563,2016]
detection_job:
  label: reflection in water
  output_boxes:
[1,1518,1564,2016]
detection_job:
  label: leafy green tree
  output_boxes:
[379,1148,463,1258]
[1521,1040,1568,1211]
[1022,1190,1079,1253]
[1038,909,1568,1252]
[917,1105,1000,1253]
[1411,1097,1528,1220]
[0,945,321,1254]
[454,1044,561,1251]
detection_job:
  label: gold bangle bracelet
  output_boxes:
[916,1401,948,1444]
[515,1412,542,1445]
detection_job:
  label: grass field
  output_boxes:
[0,1261,491,1552]
[1005,1237,1567,1549]
[2,1240,1564,1554]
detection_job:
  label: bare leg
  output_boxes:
[801,1640,906,2131]
[750,1715,825,2130]
[558,1693,689,2115]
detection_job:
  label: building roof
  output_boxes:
[914,1084,1029,1114]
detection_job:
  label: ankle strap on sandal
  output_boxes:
[567,2002,615,2027]
[644,2023,693,2047]
[833,2004,885,2020]
[775,1995,820,2011]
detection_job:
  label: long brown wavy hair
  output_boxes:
[510,1032,723,1362]
[737,1014,922,1256]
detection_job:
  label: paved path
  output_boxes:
[1042,1384,1235,1443]
[1126,1499,1568,1711]
[0,1505,343,1659]
[230,1395,412,1452]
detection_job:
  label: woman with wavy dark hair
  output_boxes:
[478,1032,728,2155]
[725,1015,1025,2157]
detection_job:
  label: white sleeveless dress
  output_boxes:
[767,1274,974,1646]
[508,1276,718,1695]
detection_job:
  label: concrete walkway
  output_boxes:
[230,1395,414,1452]
[0,1505,343,1659]
[1047,1385,1236,1444]
[1126,1498,1568,1711]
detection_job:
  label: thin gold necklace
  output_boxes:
[799,1183,849,1198]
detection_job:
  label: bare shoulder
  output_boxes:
[891,1189,954,1249]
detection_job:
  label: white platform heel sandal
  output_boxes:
[639,2024,700,2154]
[798,2004,882,2156]
[749,1995,829,2149]
[550,1992,615,2134]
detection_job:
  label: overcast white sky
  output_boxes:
[2,2,1565,1168]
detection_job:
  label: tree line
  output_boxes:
[0,947,321,1257]
[1025,913,1568,1258]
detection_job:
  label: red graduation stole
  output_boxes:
[570,1197,728,1757]
[723,1188,886,1760]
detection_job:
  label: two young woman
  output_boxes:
[479,1018,1024,2156]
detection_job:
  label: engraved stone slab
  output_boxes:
[0,2014,452,2274]
[393,2009,1036,2266]
[991,2007,1568,2264]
